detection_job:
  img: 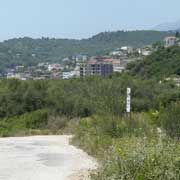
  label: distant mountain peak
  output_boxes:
[153,19,180,31]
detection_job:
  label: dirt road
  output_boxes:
[0,136,97,180]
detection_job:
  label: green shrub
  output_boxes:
[73,113,180,180]
[25,109,49,129]
[159,102,180,138]
[72,114,155,157]
[92,137,180,180]
[0,109,49,137]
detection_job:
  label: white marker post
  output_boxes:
[126,88,131,115]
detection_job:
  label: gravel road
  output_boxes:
[0,136,97,180]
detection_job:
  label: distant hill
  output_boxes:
[0,30,173,71]
[153,20,180,31]
[127,46,180,79]
[86,30,172,47]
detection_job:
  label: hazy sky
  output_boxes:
[0,0,180,40]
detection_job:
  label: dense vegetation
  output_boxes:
[0,45,179,179]
[73,116,180,179]
[0,30,172,71]
[0,73,179,136]
[127,46,180,79]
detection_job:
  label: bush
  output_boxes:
[25,109,49,129]
[0,109,49,137]
[72,114,155,157]
[92,137,180,180]
[73,113,180,180]
[159,102,180,138]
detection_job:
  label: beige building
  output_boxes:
[165,36,177,48]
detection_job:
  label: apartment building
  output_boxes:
[80,60,113,77]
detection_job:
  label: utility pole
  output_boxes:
[126,88,131,116]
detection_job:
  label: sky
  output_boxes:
[0,0,180,40]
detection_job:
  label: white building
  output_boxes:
[142,50,152,56]
[121,46,128,51]
[113,66,125,73]
[109,50,123,56]
[165,37,177,48]
[7,72,15,79]
[62,72,74,79]
[7,73,27,80]
[48,64,63,71]
[75,55,87,62]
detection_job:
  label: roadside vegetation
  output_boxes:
[0,46,180,179]
[72,106,180,180]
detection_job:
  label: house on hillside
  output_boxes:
[48,64,63,71]
[164,36,177,48]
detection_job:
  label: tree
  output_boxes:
[159,102,180,138]
[175,31,180,38]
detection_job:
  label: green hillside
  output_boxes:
[0,30,172,70]
[127,46,180,79]
[0,76,179,179]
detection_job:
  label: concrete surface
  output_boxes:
[0,136,97,180]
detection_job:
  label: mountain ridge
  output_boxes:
[153,19,180,31]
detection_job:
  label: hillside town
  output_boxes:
[1,1,180,180]
[4,36,180,80]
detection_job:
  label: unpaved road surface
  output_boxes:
[0,136,97,180]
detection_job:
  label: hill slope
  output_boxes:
[153,19,180,31]
[127,46,180,79]
[0,30,173,70]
